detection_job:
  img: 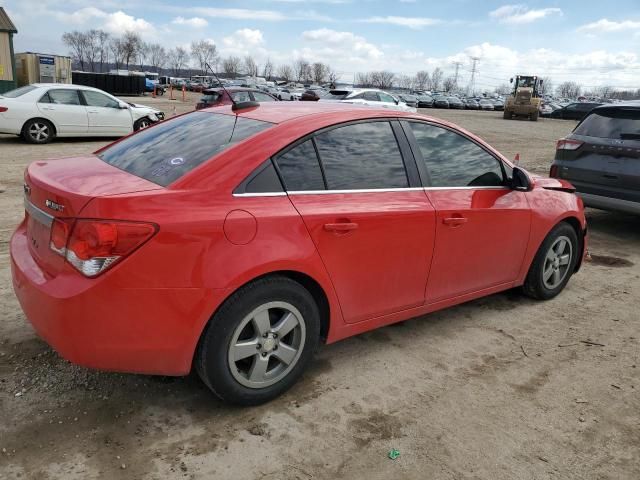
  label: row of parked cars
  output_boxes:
[395,93,505,111]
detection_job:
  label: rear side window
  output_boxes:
[274,140,325,191]
[98,112,272,187]
[252,92,276,102]
[44,90,82,105]
[408,122,504,188]
[314,121,408,190]
[574,109,640,140]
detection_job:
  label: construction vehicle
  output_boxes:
[503,75,543,121]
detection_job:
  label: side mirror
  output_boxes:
[511,166,532,192]
[118,102,129,110]
[510,78,513,83]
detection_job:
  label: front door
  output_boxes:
[404,120,531,303]
[36,89,88,134]
[81,90,132,136]
[274,121,436,323]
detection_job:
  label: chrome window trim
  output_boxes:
[232,192,288,197]
[233,186,510,197]
[24,198,54,227]
[424,186,509,191]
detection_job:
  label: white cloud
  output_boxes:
[489,5,562,24]
[362,16,442,29]
[55,7,107,24]
[577,18,640,33]
[223,28,264,48]
[189,8,287,21]
[301,28,383,62]
[103,10,153,34]
[171,16,208,28]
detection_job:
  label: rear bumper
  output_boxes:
[0,116,23,135]
[10,222,230,375]
[578,192,640,215]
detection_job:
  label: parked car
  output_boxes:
[492,99,505,111]
[196,87,278,110]
[145,78,165,95]
[447,97,464,109]
[464,98,479,110]
[416,94,434,108]
[0,84,164,144]
[550,103,640,214]
[300,89,322,101]
[478,99,495,111]
[275,88,294,101]
[539,103,554,117]
[290,89,305,100]
[550,102,602,121]
[433,96,449,108]
[396,94,419,108]
[11,102,587,405]
[323,88,416,112]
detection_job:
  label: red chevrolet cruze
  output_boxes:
[11,102,587,405]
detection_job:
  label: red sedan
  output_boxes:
[11,102,587,405]
[195,87,278,110]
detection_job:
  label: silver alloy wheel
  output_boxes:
[28,122,50,142]
[228,301,306,389]
[542,235,573,289]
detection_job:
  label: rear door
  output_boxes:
[403,120,530,303]
[277,120,436,324]
[81,90,132,136]
[36,89,88,134]
[556,107,640,203]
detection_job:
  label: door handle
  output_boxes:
[602,174,618,179]
[323,222,358,233]
[87,110,99,114]
[40,106,53,111]
[443,216,468,227]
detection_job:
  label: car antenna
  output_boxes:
[205,62,258,112]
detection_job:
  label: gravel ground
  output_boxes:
[1,97,638,480]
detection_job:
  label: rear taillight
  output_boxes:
[549,165,559,178]
[556,138,583,151]
[49,219,157,277]
[0,106,7,112]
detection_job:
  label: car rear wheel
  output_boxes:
[522,223,578,300]
[196,276,320,405]
[23,119,55,144]
[530,112,539,121]
[134,117,151,131]
[503,111,512,119]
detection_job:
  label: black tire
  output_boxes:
[196,276,321,406]
[530,112,539,121]
[22,118,55,144]
[522,223,578,300]
[134,117,151,131]
[503,111,512,120]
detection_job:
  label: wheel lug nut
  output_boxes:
[261,352,267,357]
[273,345,278,350]
[263,333,268,338]
[273,333,277,339]
[256,344,261,349]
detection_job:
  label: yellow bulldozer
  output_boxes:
[503,75,543,121]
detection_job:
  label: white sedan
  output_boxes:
[321,88,416,112]
[0,84,164,144]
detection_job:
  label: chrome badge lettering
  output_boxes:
[45,199,65,212]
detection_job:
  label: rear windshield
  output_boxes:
[97,112,273,186]
[1,85,37,98]
[200,92,221,102]
[574,109,640,140]
[328,90,351,100]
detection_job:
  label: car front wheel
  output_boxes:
[196,276,320,405]
[523,223,578,300]
[134,117,151,131]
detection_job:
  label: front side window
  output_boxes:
[82,90,120,108]
[314,121,408,190]
[274,139,325,191]
[252,92,276,102]
[45,89,82,105]
[98,112,273,187]
[378,92,396,104]
[408,122,504,188]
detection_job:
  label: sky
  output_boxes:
[4,0,640,90]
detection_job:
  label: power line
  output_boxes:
[468,56,480,95]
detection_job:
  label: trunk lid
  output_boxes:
[23,155,162,276]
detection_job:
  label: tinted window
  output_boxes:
[98,112,272,187]
[252,92,276,102]
[82,90,119,108]
[2,86,37,98]
[315,121,408,190]
[408,122,504,188]
[379,92,396,103]
[243,161,284,193]
[274,140,325,191]
[574,109,640,140]
[46,90,81,105]
[363,92,379,101]
[231,91,251,102]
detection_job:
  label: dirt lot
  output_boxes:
[1,97,639,480]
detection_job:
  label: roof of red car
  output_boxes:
[203,102,416,125]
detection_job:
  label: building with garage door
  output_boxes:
[0,7,18,94]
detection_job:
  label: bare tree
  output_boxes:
[292,59,310,83]
[96,30,110,73]
[414,70,430,91]
[356,72,373,88]
[495,83,511,95]
[191,40,217,74]
[431,67,444,91]
[222,56,241,78]
[244,55,259,77]
[147,44,167,72]
[397,74,413,90]
[370,71,395,89]
[62,31,89,71]
[556,81,581,99]
[539,76,553,96]
[121,31,142,69]
[277,64,293,83]
[138,42,148,71]
[327,68,338,87]
[262,58,274,80]
[311,62,328,85]
[443,76,457,92]
[596,85,613,99]
[109,38,125,71]
[168,47,189,76]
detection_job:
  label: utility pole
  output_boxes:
[453,61,462,88]
[468,56,480,95]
